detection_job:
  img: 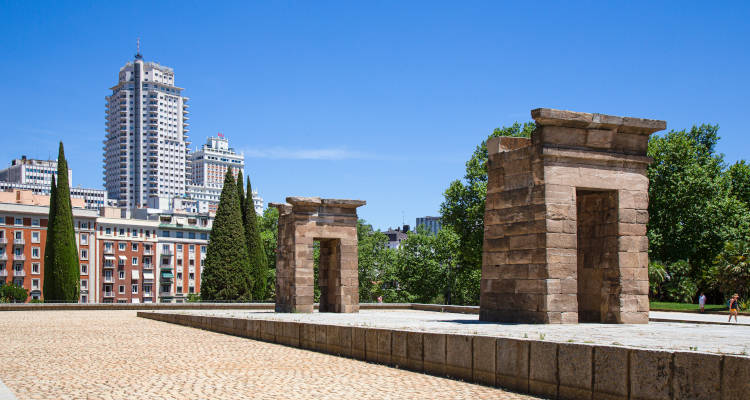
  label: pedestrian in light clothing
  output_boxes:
[698,292,706,313]
[728,294,740,323]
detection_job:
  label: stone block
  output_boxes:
[423,333,446,375]
[314,324,327,352]
[405,331,424,372]
[629,349,671,400]
[446,335,473,381]
[673,352,722,400]
[300,323,316,349]
[261,320,276,343]
[365,328,379,362]
[558,343,593,400]
[391,330,408,367]
[722,355,750,400]
[351,327,367,359]
[594,346,629,400]
[377,329,392,365]
[496,338,529,393]
[529,341,558,398]
[472,336,496,386]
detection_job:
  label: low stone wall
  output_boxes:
[0,302,413,312]
[138,311,750,400]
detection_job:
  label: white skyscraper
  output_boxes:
[104,49,190,209]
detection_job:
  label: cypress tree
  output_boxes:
[244,176,268,300]
[236,170,245,222]
[43,143,80,302]
[42,175,57,301]
[201,169,253,301]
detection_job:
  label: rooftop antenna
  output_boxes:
[135,37,143,60]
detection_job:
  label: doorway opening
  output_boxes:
[314,238,342,312]
[576,189,619,323]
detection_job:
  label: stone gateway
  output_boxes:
[480,108,666,324]
[271,197,366,313]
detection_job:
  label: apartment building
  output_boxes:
[0,202,98,302]
[0,191,211,303]
[104,51,190,209]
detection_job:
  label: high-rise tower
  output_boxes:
[104,47,190,209]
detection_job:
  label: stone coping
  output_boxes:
[285,197,366,208]
[531,108,667,134]
[139,311,750,400]
[0,302,411,312]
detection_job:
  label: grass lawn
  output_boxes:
[650,301,748,314]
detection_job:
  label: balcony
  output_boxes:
[104,276,114,283]
[161,248,173,256]
[13,254,25,261]
[0,269,7,277]
[12,270,25,277]
[142,263,153,270]
[13,238,25,245]
[0,237,7,244]
[144,249,153,255]
[103,291,114,298]
[0,254,7,261]
[159,290,173,297]
[104,247,114,255]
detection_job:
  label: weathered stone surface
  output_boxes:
[529,341,557,398]
[405,331,424,372]
[722,355,750,400]
[594,346,629,400]
[673,352,722,400]
[480,108,663,324]
[558,343,593,400]
[472,336,496,386]
[446,335,473,381]
[630,349,671,400]
[423,333,446,375]
[376,329,392,365]
[272,198,365,314]
[351,327,367,359]
[496,338,529,393]
[391,330,408,367]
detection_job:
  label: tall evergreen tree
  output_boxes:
[244,176,268,300]
[42,143,80,302]
[236,170,245,222]
[201,169,253,301]
[42,175,57,300]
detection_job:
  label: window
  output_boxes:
[188,272,194,280]
[80,233,88,245]
[132,257,138,266]
[189,286,195,294]
[106,227,112,235]
[132,284,138,294]
[14,231,22,240]
[177,244,183,251]
[162,244,170,252]
[32,219,40,227]
[80,264,88,275]
[32,263,40,274]
[143,284,152,295]
[160,230,170,237]
[201,245,206,254]
[14,218,22,226]
[177,286,183,294]
[200,233,208,240]
[31,231,40,243]
[80,249,88,260]
[188,232,195,239]
[177,272,182,280]
[176,231,183,238]
[81,279,88,289]
[119,242,126,251]
[119,270,125,280]
[119,285,125,294]
[31,279,40,290]
[132,230,138,237]
[119,228,125,236]
[32,247,40,259]
[189,245,195,253]
[104,270,113,281]
[132,243,138,252]
[81,295,87,303]
[177,259,182,266]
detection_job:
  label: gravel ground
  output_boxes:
[0,310,538,400]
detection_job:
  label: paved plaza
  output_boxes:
[0,311,538,400]
[172,309,750,355]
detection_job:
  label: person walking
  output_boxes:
[698,292,706,313]
[728,294,740,323]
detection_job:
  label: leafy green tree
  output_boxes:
[43,174,57,298]
[0,283,29,303]
[243,177,268,300]
[356,220,396,302]
[728,160,750,207]
[201,170,252,301]
[647,125,749,288]
[258,207,279,300]
[42,142,80,302]
[712,240,750,301]
[440,122,535,273]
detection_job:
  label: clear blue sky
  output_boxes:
[1,1,748,230]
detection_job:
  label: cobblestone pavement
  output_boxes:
[175,309,750,355]
[0,311,538,400]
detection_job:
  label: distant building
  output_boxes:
[415,216,442,235]
[384,225,410,249]
[0,157,111,210]
[104,50,190,209]
[186,135,263,214]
